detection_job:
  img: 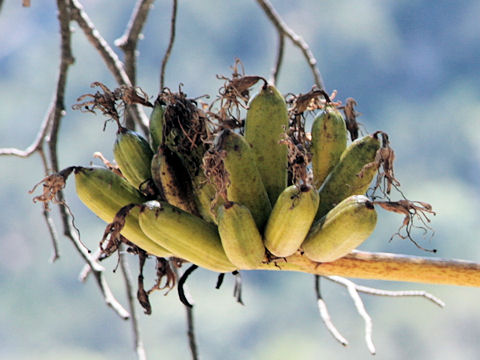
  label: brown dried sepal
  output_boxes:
[72,82,152,127]
[287,88,333,116]
[374,200,437,252]
[93,152,123,177]
[287,89,340,150]
[214,58,266,124]
[147,257,177,295]
[29,166,76,210]
[339,97,362,141]
[202,147,229,206]
[279,133,310,186]
[160,87,212,153]
[360,131,401,198]
[100,204,136,257]
[136,250,152,315]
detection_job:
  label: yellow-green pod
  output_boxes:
[74,167,170,257]
[139,200,236,273]
[113,127,155,195]
[217,202,265,269]
[149,98,165,152]
[316,133,380,219]
[311,106,347,189]
[264,184,320,257]
[245,83,289,205]
[214,129,272,231]
[302,195,377,262]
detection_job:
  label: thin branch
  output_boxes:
[42,207,61,262]
[270,32,285,86]
[186,300,199,360]
[69,0,149,134]
[37,148,61,262]
[326,276,445,308]
[160,0,178,90]
[258,251,480,287]
[315,276,348,346]
[115,0,155,130]
[119,247,147,360]
[0,113,53,157]
[341,277,376,355]
[173,263,199,360]
[41,0,131,320]
[115,0,155,83]
[256,0,325,90]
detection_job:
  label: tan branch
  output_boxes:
[256,0,325,90]
[160,0,178,90]
[258,250,480,287]
[70,0,149,133]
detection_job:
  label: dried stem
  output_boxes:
[115,0,155,83]
[42,207,61,262]
[326,276,445,308]
[186,301,199,360]
[315,276,348,346]
[19,0,131,321]
[115,0,155,130]
[69,0,149,133]
[160,0,178,90]
[256,0,325,89]
[270,32,284,85]
[119,246,147,360]
[259,251,480,287]
[341,276,376,355]
[0,113,53,157]
[172,263,199,360]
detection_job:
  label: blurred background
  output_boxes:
[1,0,480,359]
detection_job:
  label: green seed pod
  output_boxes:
[139,201,236,273]
[245,83,289,205]
[74,167,170,257]
[302,195,377,262]
[217,202,265,269]
[264,184,320,257]
[149,98,165,152]
[311,106,347,189]
[113,127,155,195]
[214,129,272,231]
[316,133,380,219]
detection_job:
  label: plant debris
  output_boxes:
[374,200,437,252]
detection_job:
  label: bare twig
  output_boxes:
[314,276,348,346]
[42,208,61,262]
[69,0,149,133]
[172,263,199,360]
[115,0,155,83]
[256,0,325,89]
[270,32,284,85]
[186,299,199,360]
[160,0,178,90]
[0,113,53,157]
[27,0,129,319]
[340,277,376,355]
[258,250,480,287]
[115,0,155,130]
[119,246,147,360]
[326,276,445,308]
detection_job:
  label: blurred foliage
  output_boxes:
[1,0,479,359]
